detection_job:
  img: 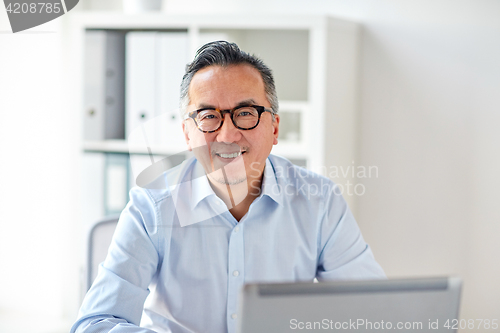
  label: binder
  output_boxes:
[126,31,189,150]
[104,153,130,215]
[82,153,105,229]
[82,153,130,222]
[126,32,157,143]
[84,30,125,141]
[157,32,189,149]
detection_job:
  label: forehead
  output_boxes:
[188,64,267,108]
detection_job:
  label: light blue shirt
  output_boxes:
[71,155,385,333]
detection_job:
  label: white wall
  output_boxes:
[0,9,80,333]
[355,6,500,323]
[1,1,499,332]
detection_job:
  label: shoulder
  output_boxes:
[130,156,198,204]
[268,154,337,198]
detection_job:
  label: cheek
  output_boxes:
[189,132,211,148]
[246,131,274,155]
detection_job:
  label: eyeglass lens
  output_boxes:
[196,106,260,131]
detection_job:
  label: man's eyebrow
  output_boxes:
[197,99,257,110]
[197,103,216,109]
[235,99,257,107]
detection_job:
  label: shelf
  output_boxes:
[70,12,330,30]
[83,140,186,155]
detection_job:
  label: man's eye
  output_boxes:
[199,113,218,120]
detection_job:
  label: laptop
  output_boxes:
[237,276,462,332]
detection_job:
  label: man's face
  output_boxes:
[182,64,279,186]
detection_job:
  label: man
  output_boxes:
[71,41,385,333]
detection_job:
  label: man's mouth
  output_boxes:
[215,151,244,159]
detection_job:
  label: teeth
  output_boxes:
[218,152,242,158]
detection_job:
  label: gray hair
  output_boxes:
[180,41,279,118]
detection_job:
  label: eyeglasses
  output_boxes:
[184,105,274,133]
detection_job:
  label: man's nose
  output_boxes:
[216,113,242,143]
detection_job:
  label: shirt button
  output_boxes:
[234,226,239,233]
[231,313,237,319]
[215,200,221,206]
[233,270,239,277]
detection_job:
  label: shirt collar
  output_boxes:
[260,157,284,206]
[190,160,216,209]
[188,157,284,209]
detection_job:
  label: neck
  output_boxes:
[208,171,263,222]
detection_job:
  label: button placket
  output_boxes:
[226,222,245,333]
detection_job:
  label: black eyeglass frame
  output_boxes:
[184,105,275,133]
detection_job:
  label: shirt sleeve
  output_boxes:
[316,190,386,281]
[71,187,161,333]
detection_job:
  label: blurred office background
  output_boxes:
[1,1,499,332]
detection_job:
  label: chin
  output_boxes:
[208,169,247,186]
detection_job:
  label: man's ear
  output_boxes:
[182,121,192,151]
[272,114,280,145]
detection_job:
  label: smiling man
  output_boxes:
[183,62,279,221]
[72,41,385,333]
